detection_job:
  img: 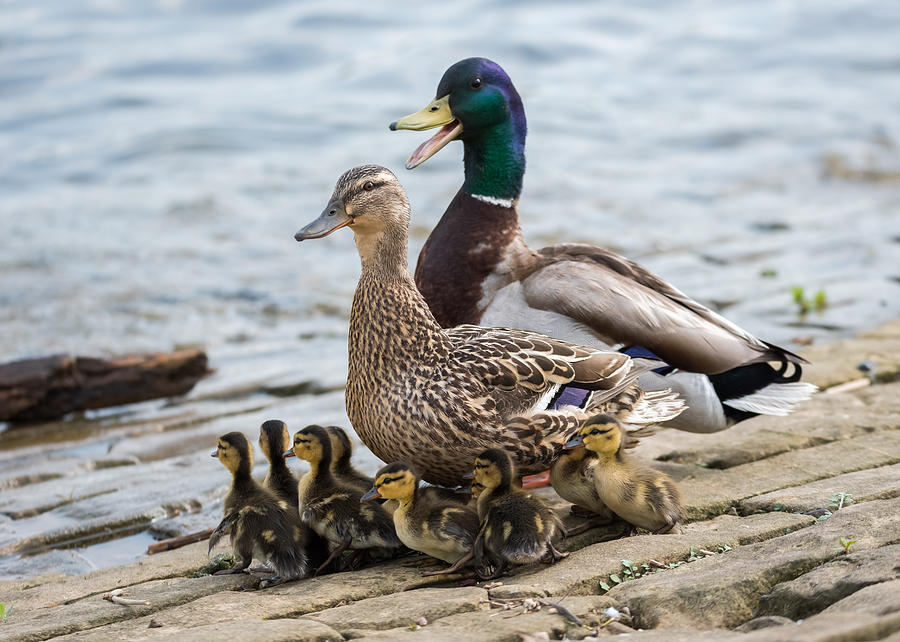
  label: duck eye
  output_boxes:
[470,77,482,89]
[590,429,600,435]
[363,181,375,192]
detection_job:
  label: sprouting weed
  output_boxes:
[830,493,854,510]
[839,537,856,554]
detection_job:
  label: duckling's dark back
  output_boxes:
[478,490,562,564]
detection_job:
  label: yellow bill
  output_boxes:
[389,95,463,169]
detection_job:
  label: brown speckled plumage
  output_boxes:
[299,166,685,487]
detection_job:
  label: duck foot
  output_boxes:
[421,550,474,577]
[258,575,290,589]
[547,541,569,563]
[565,515,616,537]
[653,520,679,535]
[400,571,476,591]
[315,537,351,576]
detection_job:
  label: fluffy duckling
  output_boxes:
[324,425,374,493]
[569,414,684,534]
[470,448,567,579]
[209,431,309,587]
[362,461,479,575]
[551,437,615,535]
[286,424,401,574]
[259,419,301,506]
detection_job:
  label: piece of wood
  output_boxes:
[147,527,215,555]
[0,349,210,422]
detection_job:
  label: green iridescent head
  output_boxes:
[391,57,527,202]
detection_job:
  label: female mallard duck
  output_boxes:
[209,431,309,587]
[567,414,684,534]
[285,424,401,574]
[469,448,567,579]
[295,165,684,487]
[362,461,480,574]
[550,437,615,536]
[390,57,816,434]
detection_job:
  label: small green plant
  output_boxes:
[839,537,856,554]
[0,602,10,618]
[760,268,778,278]
[830,492,854,510]
[791,286,828,315]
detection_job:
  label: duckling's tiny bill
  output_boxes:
[283,449,296,459]
[563,436,584,450]
[360,487,381,502]
[294,200,353,241]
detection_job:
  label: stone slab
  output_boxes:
[304,586,487,632]
[680,429,900,519]
[486,511,814,600]
[607,496,900,630]
[741,463,900,514]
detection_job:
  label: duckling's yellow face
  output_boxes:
[579,420,622,455]
[470,481,485,498]
[213,438,249,475]
[472,457,502,491]
[373,469,416,501]
[291,431,322,463]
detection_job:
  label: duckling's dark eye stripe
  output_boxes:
[378,475,402,486]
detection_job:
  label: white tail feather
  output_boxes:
[624,388,687,425]
[723,382,818,416]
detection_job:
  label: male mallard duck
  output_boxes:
[550,437,615,535]
[295,166,684,486]
[285,424,401,574]
[469,448,566,579]
[567,414,684,534]
[390,57,816,434]
[362,461,480,574]
[209,431,309,587]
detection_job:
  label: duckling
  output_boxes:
[259,419,301,506]
[470,448,567,579]
[362,461,479,575]
[551,437,616,536]
[286,424,401,574]
[209,431,309,587]
[324,425,374,493]
[569,414,684,534]
[259,420,330,569]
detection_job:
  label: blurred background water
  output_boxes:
[1,0,900,578]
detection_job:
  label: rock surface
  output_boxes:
[1,318,900,641]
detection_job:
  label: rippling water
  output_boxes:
[1,0,900,576]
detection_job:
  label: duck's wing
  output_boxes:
[447,324,637,394]
[519,244,807,374]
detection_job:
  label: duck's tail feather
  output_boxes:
[620,388,687,426]
[711,361,817,422]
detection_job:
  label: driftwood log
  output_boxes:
[0,349,210,423]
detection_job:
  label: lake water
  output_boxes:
[1,0,899,578]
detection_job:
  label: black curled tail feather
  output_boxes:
[711,360,811,423]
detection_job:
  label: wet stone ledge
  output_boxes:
[1,318,899,641]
